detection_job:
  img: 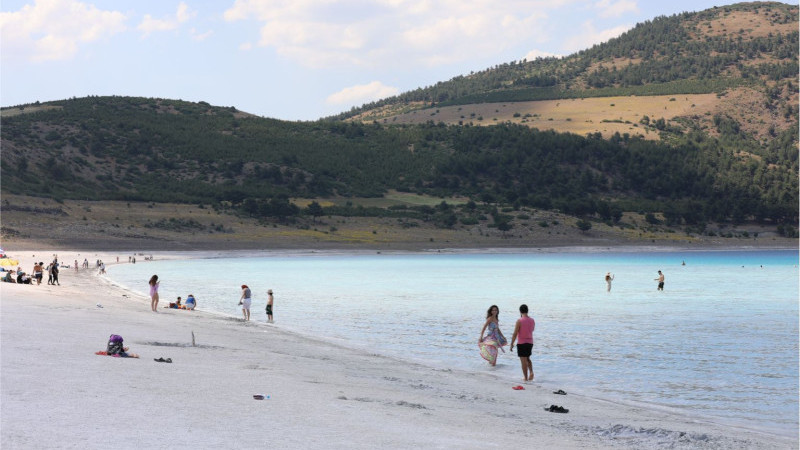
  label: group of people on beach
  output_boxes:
[479,304,536,381]
[148,275,198,311]
[239,285,274,323]
[163,294,197,310]
[147,275,274,323]
[479,269,667,380]
[1,257,61,285]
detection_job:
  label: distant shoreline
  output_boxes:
[4,237,797,254]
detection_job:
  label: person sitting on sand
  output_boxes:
[101,335,139,358]
[3,270,15,283]
[185,294,196,310]
[17,271,31,284]
[166,297,182,309]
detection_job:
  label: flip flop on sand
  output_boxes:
[154,357,173,363]
[553,389,567,395]
[253,395,264,400]
[512,385,525,390]
[544,405,569,413]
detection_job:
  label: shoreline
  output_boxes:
[2,248,797,448]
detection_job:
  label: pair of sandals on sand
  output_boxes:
[511,386,569,413]
[547,389,568,413]
[154,357,172,363]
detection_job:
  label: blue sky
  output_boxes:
[0,0,787,121]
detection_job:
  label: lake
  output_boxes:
[107,248,799,436]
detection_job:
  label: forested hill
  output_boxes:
[0,2,797,231]
[335,2,798,144]
[1,95,797,228]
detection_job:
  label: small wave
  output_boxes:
[592,424,719,448]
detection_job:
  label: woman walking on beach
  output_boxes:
[605,272,614,292]
[149,275,160,312]
[239,284,252,321]
[478,305,507,366]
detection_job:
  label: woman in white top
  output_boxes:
[239,285,252,321]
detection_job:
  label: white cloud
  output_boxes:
[0,0,126,62]
[594,0,638,18]
[326,81,400,105]
[523,49,563,61]
[223,0,560,69]
[191,28,214,42]
[138,2,196,37]
[561,21,631,53]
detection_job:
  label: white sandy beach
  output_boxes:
[1,250,797,449]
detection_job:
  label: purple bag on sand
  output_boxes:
[107,334,124,355]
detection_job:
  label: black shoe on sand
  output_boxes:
[553,389,567,395]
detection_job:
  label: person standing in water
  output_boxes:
[239,284,252,321]
[266,289,274,323]
[509,304,536,382]
[149,275,160,312]
[655,270,665,291]
[605,272,614,292]
[478,305,507,366]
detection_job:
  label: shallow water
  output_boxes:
[108,249,799,435]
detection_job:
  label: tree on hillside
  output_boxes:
[306,201,324,223]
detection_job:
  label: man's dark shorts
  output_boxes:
[266,305,273,315]
[517,343,533,358]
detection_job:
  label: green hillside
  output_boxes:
[1,95,796,228]
[333,2,797,124]
[1,2,797,236]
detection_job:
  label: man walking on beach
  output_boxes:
[655,270,665,291]
[509,304,536,382]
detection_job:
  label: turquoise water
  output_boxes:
[107,249,799,435]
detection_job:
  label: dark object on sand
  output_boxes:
[154,357,172,363]
[553,389,567,395]
[545,405,569,413]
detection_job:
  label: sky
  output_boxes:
[0,0,788,121]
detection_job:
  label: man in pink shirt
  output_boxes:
[509,304,536,382]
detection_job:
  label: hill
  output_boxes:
[0,2,797,248]
[339,2,798,144]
